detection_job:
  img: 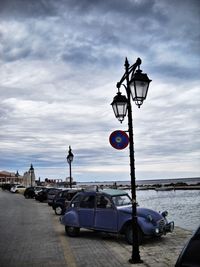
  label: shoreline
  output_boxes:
[78,183,200,191]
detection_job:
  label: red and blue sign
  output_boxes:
[109,130,129,150]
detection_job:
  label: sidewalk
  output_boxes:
[0,190,192,267]
[52,211,192,267]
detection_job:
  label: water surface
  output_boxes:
[128,189,200,231]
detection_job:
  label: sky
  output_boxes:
[0,0,200,182]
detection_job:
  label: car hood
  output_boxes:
[118,206,163,220]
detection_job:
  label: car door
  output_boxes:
[94,195,118,231]
[78,194,95,228]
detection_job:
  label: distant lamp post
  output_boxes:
[29,164,34,187]
[66,146,74,188]
[111,57,151,264]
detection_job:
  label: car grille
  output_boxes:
[158,219,165,231]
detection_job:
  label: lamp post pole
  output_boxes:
[67,146,74,188]
[111,57,151,264]
[125,58,142,263]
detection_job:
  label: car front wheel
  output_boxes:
[65,226,80,237]
[125,224,143,245]
[55,206,63,216]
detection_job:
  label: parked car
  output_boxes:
[47,188,63,206]
[24,187,35,198]
[10,185,26,194]
[52,189,82,215]
[1,183,15,191]
[60,189,174,244]
[35,187,52,202]
[24,186,44,199]
[175,225,200,267]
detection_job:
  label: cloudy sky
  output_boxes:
[0,0,199,182]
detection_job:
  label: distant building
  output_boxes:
[0,164,36,187]
[0,170,23,184]
[23,164,36,187]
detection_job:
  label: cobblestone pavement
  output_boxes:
[0,190,192,267]
[0,190,67,267]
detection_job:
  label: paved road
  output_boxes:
[0,189,192,267]
[0,190,68,267]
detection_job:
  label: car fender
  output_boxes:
[120,218,144,233]
[55,200,64,207]
[137,216,154,235]
[61,209,80,227]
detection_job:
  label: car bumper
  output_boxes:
[165,221,174,233]
[154,221,174,236]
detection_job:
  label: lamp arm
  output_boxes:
[116,58,141,89]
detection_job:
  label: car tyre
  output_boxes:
[55,206,63,216]
[125,224,143,245]
[65,226,80,237]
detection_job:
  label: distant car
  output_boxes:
[47,188,63,206]
[52,189,82,215]
[1,183,15,191]
[24,187,35,198]
[35,188,52,202]
[24,186,44,199]
[175,225,200,267]
[10,185,26,194]
[60,189,174,244]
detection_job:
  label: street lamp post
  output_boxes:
[111,57,151,264]
[67,146,74,188]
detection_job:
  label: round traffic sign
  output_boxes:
[109,130,129,150]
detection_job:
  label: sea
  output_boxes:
[77,177,200,232]
[128,189,200,232]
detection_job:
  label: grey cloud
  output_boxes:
[0,0,199,181]
[151,63,200,81]
[62,45,97,65]
[0,0,57,18]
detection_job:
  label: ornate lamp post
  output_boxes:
[66,146,74,188]
[111,57,151,264]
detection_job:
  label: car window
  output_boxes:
[70,194,82,208]
[80,195,95,209]
[67,192,77,200]
[49,189,59,195]
[112,194,132,207]
[96,195,112,209]
[62,191,69,198]
[57,191,62,197]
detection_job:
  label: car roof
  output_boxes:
[76,189,128,197]
[100,189,128,196]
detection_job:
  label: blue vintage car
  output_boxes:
[60,189,174,244]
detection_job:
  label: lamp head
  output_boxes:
[129,68,152,108]
[67,146,74,163]
[111,92,128,123]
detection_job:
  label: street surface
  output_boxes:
[0,189,192,267]
[0,189,68,267]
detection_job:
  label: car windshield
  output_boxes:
[112,194,132,207]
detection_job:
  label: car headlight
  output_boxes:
[161,210,168,217]
[155,228,160,234]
